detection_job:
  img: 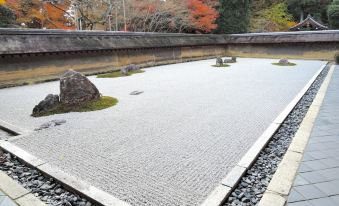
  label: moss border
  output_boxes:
[96,70,145,78]
[32,96,118,117]
[212,64,230,68]
[272,62,297,67]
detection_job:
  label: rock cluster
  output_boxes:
[0,152,95,206]
[216,57,223,66]
[224,57,237,63]
[34,120,67,131]
[224,67,329,206]
[32,70,100,116]
[121,64,140,76]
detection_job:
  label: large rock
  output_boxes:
[216,57,223,66]
[121,64,140,76]
[278,59,289,65]
[60,70,100,105]
[32,94,60,116]
[224,57,237,63]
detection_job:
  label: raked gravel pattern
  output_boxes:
[224,66,330,206]
[0,58,326,206]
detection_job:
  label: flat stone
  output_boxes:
[258,191,286,206]
[267,151,302,196]
[221,166,247,188]
[16,194,46,206]
[130,91,144,96]
[200,185,231,206]
[0,196,18,206]
[0,171,29,200]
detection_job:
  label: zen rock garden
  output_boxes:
[0,58,334,206]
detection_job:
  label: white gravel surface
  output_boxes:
[0,58,326,206]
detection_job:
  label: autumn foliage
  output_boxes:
[4,0,73,29]
[42,2,73,29]
[188,0,218,32]
[127,0,218,33]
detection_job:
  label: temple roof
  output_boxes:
[289,15,328,31]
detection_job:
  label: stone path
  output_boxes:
[0,58,326,206]
[0,190,17,206]
[287,66,339,206]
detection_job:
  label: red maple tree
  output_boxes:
[187,0,219,33]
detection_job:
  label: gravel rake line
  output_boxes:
[223,65,330,206]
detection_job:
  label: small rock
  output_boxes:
[130,91,144,95]
[32,94,60,116]
[121,67,129,76]
[51,119,66,126]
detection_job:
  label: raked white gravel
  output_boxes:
[0,58,326,206]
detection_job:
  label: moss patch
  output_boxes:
[33,96,118,117]
[212,64,230,68]
[272,62,297,66]
[97,70,145,78]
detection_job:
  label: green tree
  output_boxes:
[287,0,332,23]
[215,0,251,34]
[0,5,16,27]
[251,3,294,32]
[328,0,339,28]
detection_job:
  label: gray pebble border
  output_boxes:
[223,66,330,206]
[0,151,96,206]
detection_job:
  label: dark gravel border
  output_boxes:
[224,65,330,206]
[0,150,97,206]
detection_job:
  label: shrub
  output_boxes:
[335,53,339,64]
[0,5,16,28]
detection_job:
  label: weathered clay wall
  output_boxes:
[0,29,338,88]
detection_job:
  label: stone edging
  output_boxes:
[0,139,131,206]
[257,65,335,206]
[200,64,327,206]
[0,170,46,206]
[0,119,29,136]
